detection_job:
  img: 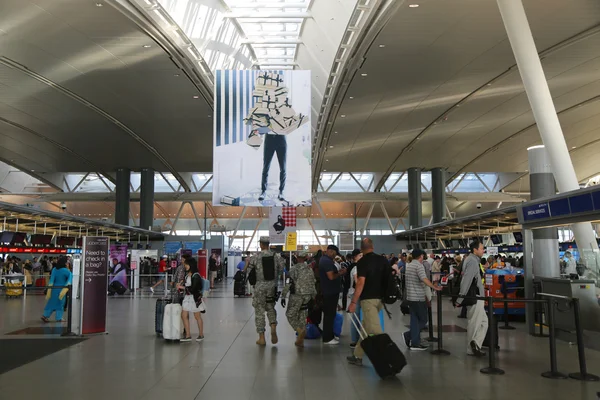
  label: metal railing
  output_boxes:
[429,290,599,381]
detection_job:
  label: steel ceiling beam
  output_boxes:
[0,191,529,203]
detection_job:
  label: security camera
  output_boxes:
[60,202,67,211]
[476,203,482,209]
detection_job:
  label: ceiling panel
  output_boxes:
[325,0,600,180]
[0,0,213,175]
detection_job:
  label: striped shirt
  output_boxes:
[405,260,427,302]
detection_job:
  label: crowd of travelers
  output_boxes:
[235,236,491,367]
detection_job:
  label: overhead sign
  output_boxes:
[487,246,499,256]
[80,237,109,335]
[519,187,600,225]
[339,232,354,251]
[522,202,550,221]
[284,232,297,252]
[0,247,81,254]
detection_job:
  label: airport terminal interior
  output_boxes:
[1,0,600,399]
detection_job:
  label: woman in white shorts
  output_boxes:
[178,257,205,342]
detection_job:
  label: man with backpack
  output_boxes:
[247,237,286,346]
[346,238,390,366]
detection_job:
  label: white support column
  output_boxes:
[497,0,598,253]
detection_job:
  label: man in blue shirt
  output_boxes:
[319,245,347,345]
[236,257,246,272]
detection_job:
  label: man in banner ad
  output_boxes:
[213,70,311,207]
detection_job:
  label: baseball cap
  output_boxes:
[327,244,340,256]
[411,249,426,259]
[351,248,361,257]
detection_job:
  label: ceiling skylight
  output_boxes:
[222,0,311,69]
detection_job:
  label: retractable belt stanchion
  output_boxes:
[427,302,438,343]
[568,298,599,381]
[499,279,515,330]
[430,289,450,355]
[61,284,77,337]
[541,297,567,379]
[480,296,505,375]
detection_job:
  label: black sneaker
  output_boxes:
[278,192,285,201]
[346,355,362,366]
[410,344,429,351]
[349,342,357,349]
[181,337,192,342]
[469,340,486,357]
[258,192,266,201]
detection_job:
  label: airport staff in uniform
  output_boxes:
[281,251,317,347]
[247,237,286,346]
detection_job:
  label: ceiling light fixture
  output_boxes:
[174,74,180,77]
[341,115,346,118]
[143,45,151,48]
[378,44,386,48]
[572,146,577,149]
[349,96,354,99]
[361,73,368,77]
[193,95,199,99]
[329,145,334,148]
[409,4,419,8]
[95,2,103,7]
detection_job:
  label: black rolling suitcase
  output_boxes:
[109,281,127,295]
[233,271,246,297]
[155,298,171,337]
[350,313,407,379]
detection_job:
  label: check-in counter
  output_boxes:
[539,277,600,333]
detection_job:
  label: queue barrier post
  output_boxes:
[430,289,450,356]
[427,301,438,343]
[61,285,78,337]
[499,279,515,331]
[568,298,600,381]
[532,286,548,338]
[480,296,505,375]
[541,297,567,379]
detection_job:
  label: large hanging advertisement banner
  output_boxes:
[80,237,109,335]
[109,244,128,288]
[269,206,296,244]
[213,70,312,207]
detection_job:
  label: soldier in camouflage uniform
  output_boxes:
[247,237,285,346]
[281,251,317,347]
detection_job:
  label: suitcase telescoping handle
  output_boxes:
[349,312,369,341]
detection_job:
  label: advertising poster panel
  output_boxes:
[213,70,312,207]
[269,206,296,244]
[80,237,109,335]
[109,244,128,288]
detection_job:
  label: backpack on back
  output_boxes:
[382,263,401,305]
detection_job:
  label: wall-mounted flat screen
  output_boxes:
[513,232,523,243]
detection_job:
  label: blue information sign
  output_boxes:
[184,241,203,253]
[164,241,182,254]
[549,198,570,217]
[522,202,550,221]
[592,190,600,211]
[569,193,594,214]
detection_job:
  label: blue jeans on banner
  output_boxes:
[350,300,362,343]
[404,301,428,347]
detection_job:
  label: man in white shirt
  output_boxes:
[563,252,577,276]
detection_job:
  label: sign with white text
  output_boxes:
[80,237,109,335]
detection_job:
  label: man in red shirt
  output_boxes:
[150,255,168,294]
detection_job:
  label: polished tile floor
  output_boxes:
[0,283,599,400]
